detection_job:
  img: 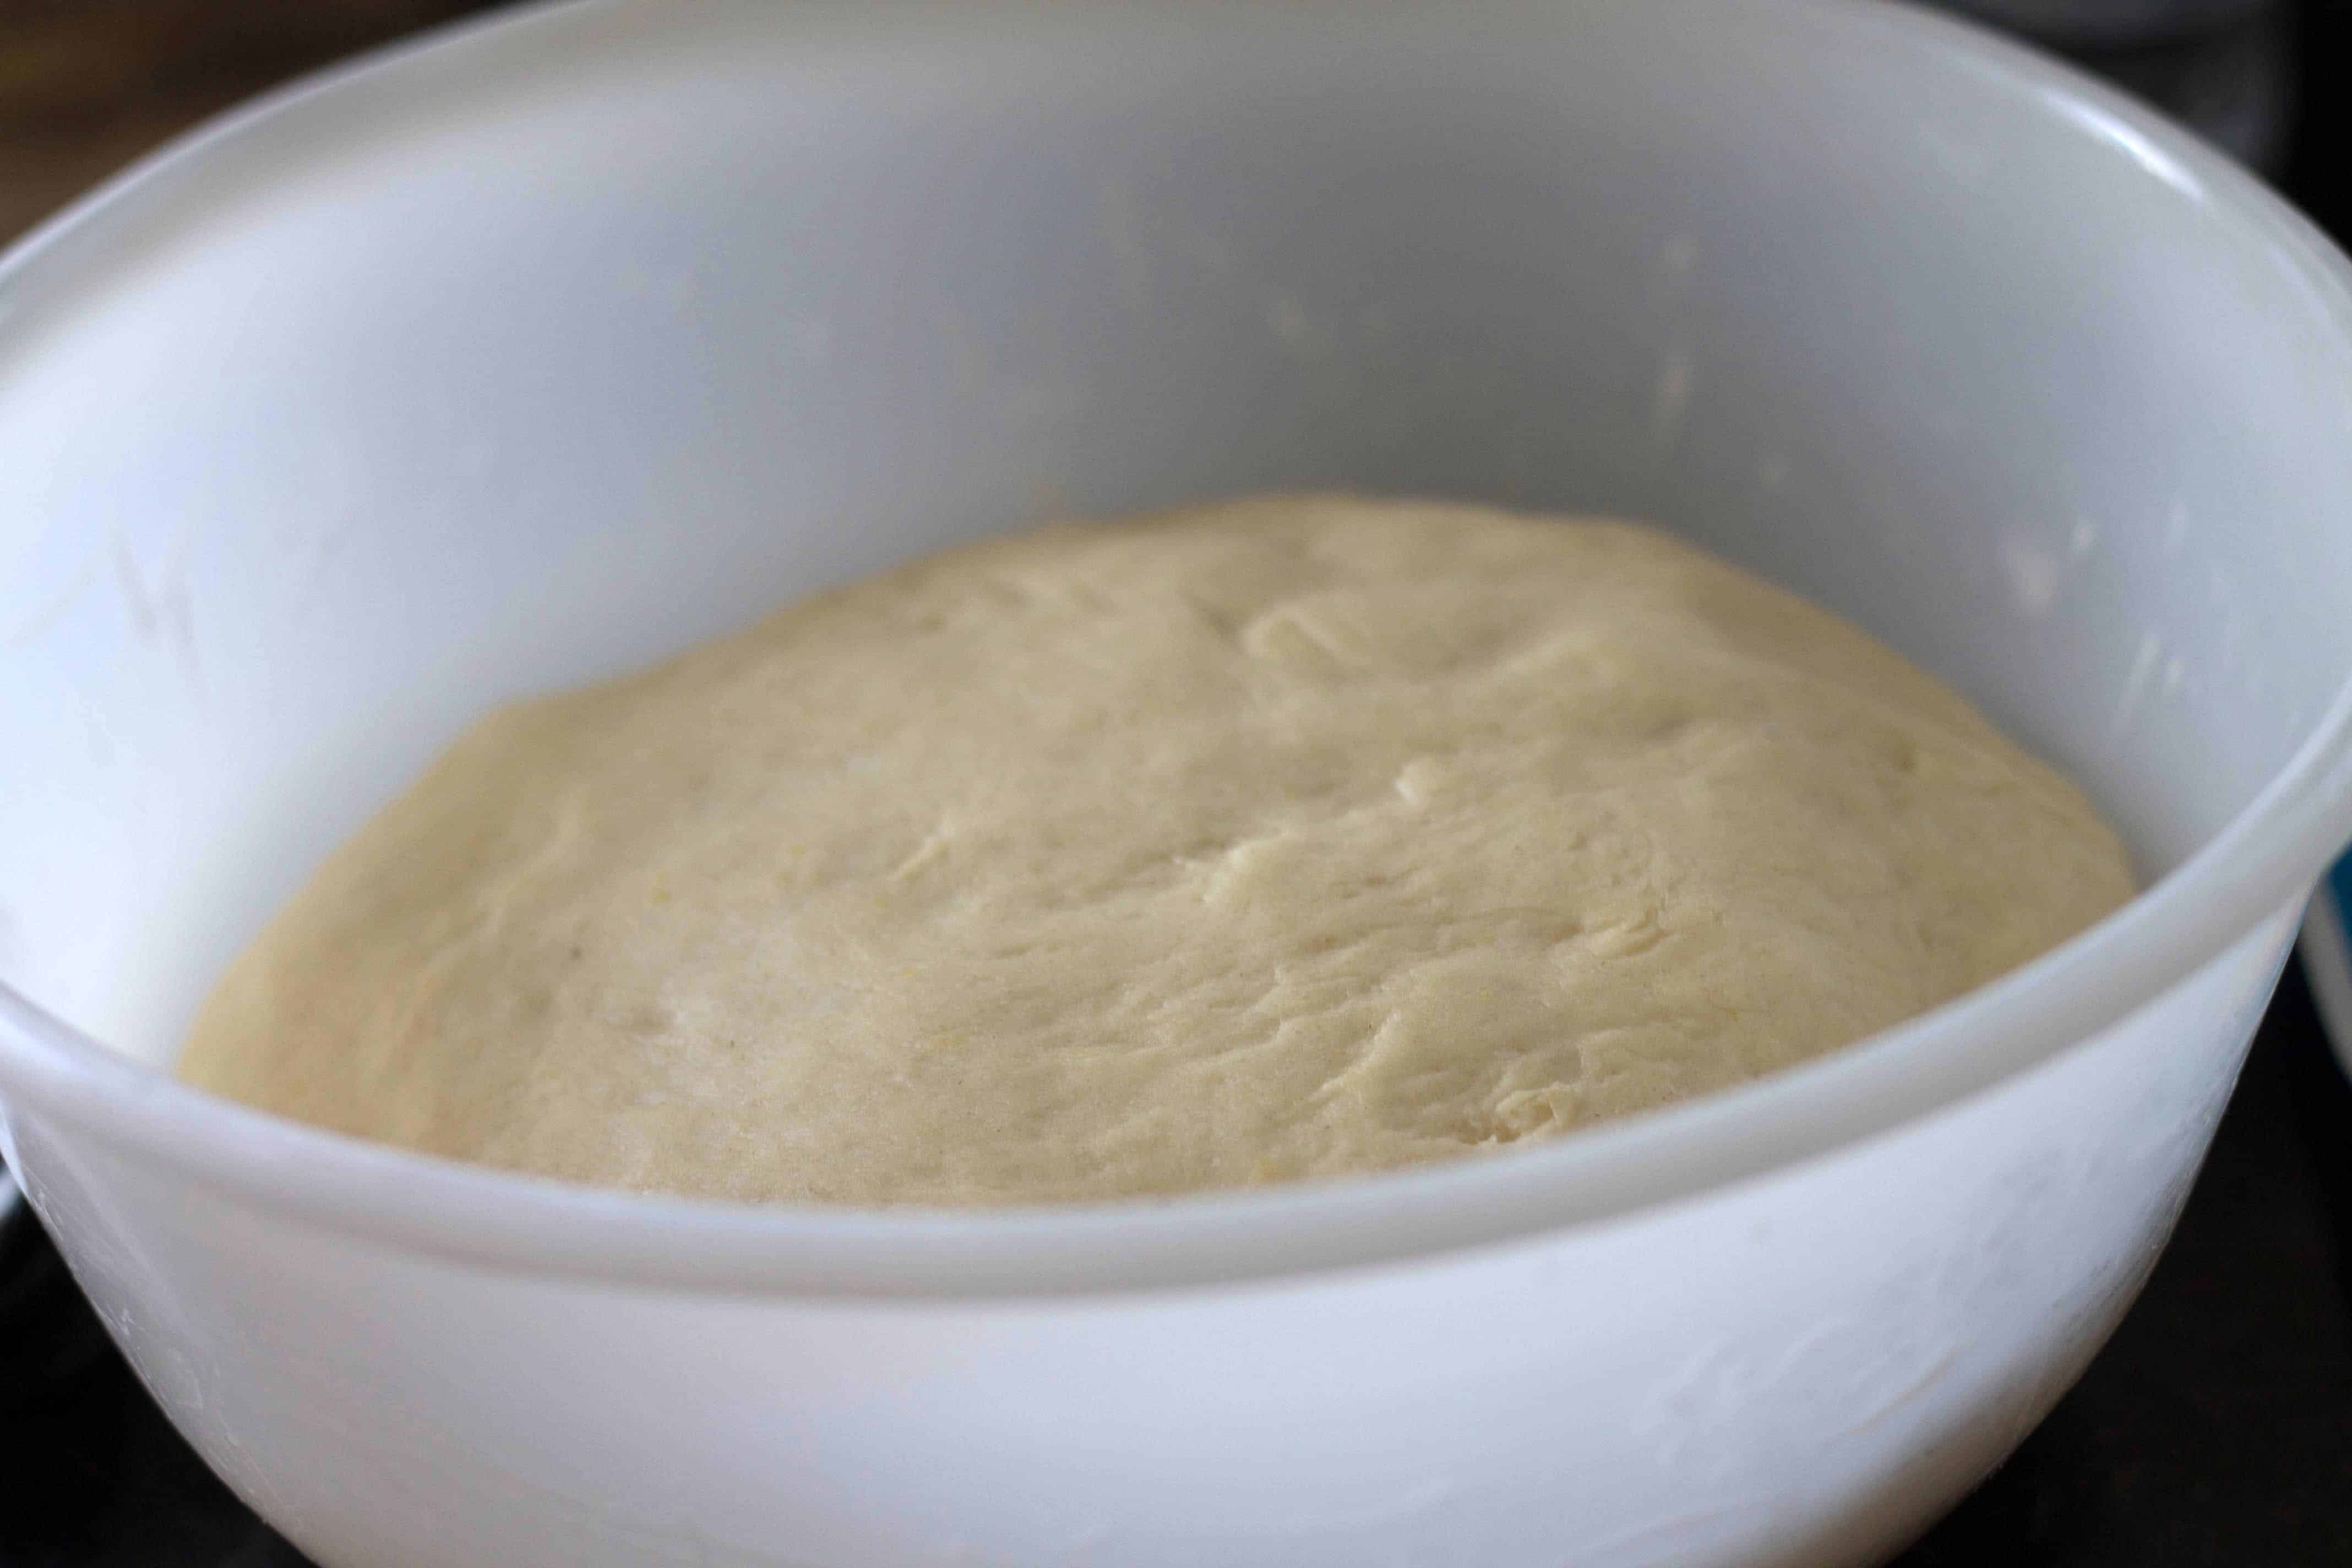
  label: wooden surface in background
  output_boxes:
[1,0,502,246]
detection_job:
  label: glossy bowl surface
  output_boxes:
[5,3,2352,1564]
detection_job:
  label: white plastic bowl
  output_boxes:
[6,2,2352,1564]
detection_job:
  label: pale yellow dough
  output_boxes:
[178,497,2136,1205]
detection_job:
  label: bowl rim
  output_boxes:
[6,0,2352,1299]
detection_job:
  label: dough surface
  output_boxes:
[178,496,2136,1205]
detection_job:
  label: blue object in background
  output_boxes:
[2297,858,2352,1084]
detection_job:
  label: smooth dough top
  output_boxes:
[178,496,2136,1206]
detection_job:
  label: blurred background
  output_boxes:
[1,2,2346,1566]
[0,0,2337,251]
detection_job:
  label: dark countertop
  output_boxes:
[1899,961,2352,1564]
[3,2,2348,1564]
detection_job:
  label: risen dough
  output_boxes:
[178,497,2135,1205]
